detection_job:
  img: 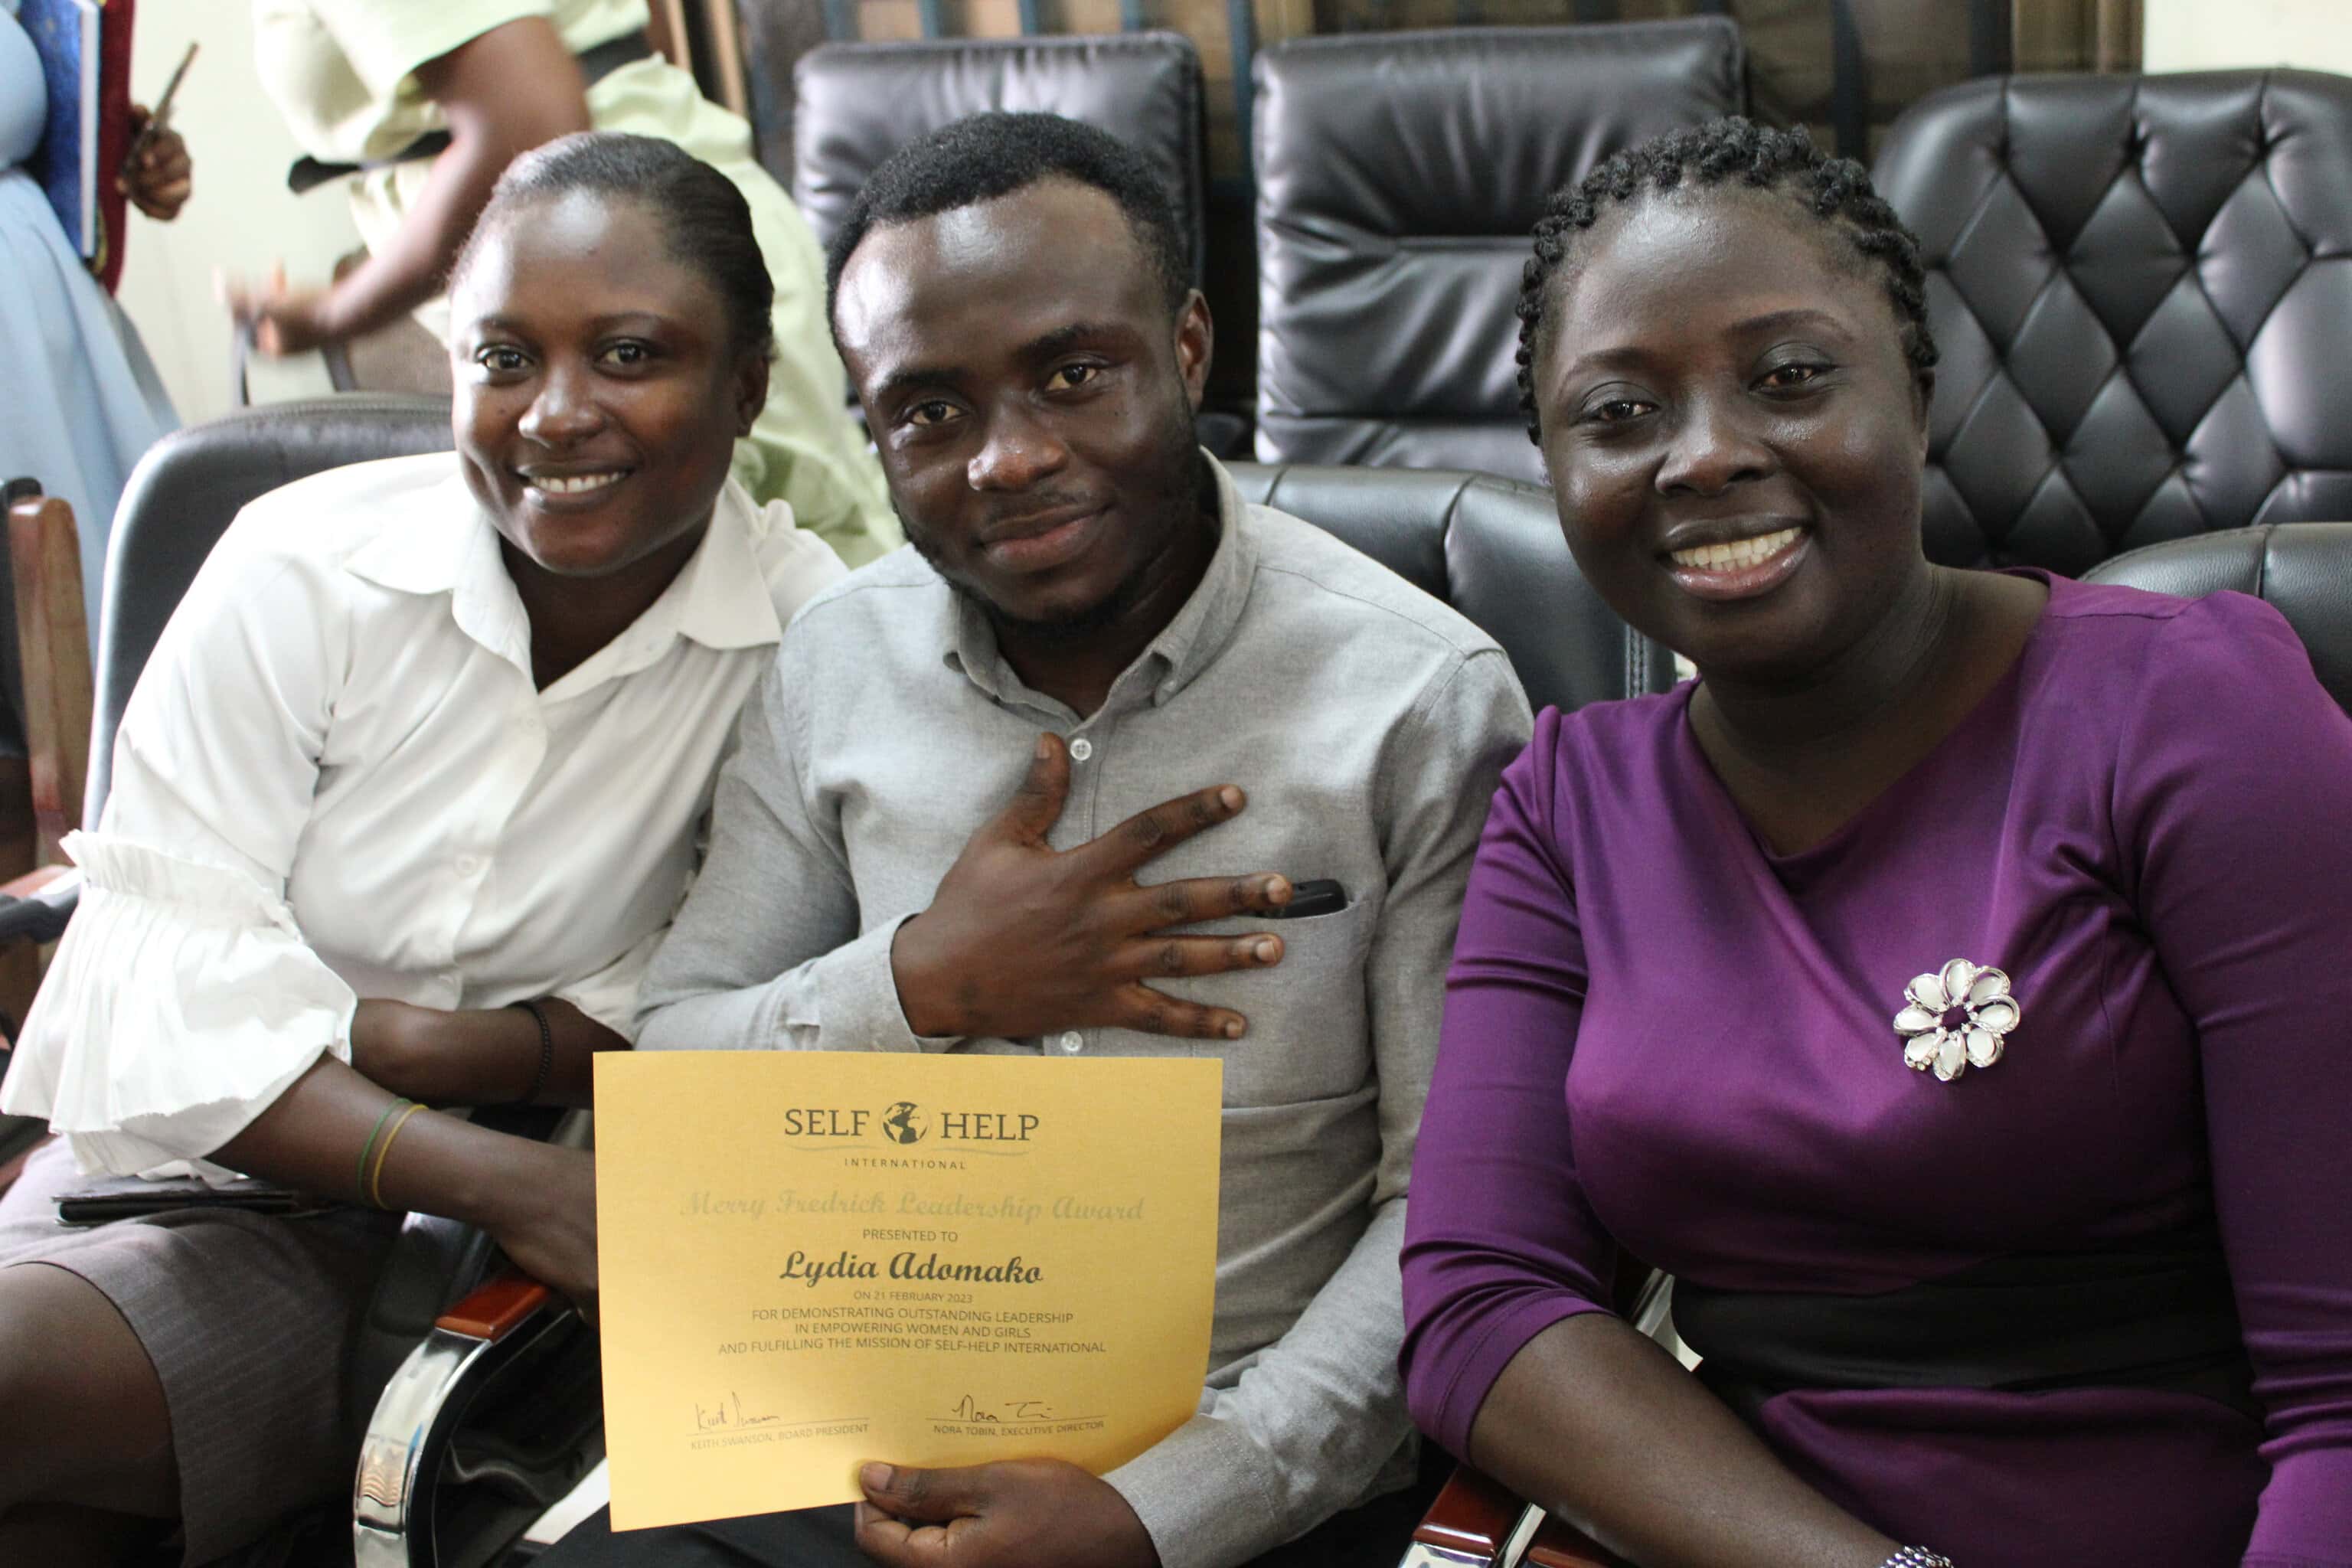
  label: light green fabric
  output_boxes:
[251,0,900,566]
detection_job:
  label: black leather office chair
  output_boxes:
[786,34,1237,452]
[1227,461,1671,712]
[789,32,1208,280]
[0,396,469,948]
[1250,19,1745,482]
[87,398,456,815]
[1874,70,2352,573]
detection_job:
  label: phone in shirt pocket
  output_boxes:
[1198,876,1373,1096]
[1267,878,1348,920]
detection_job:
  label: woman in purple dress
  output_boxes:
[1398,119,2352,1568]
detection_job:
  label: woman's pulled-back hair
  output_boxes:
[453,131,776,361]
[1516,116,1936,443]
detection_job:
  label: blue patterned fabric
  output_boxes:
[0,2,177,640]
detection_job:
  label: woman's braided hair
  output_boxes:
[1515,116,1937,443]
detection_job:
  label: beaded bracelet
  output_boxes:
[511,998,554,1106]
[1880,1549,1954,1568]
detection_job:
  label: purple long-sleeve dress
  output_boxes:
[1400,575,2352,1566]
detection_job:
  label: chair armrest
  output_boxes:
[1404,1463,1534,1567]
[1406,1272,1673,1567]
[0,865,80,946]
[1524,1514,1634,1568]
[353,1273,602,1567]
[351,1108,600,1566]
[1407,1465,1635,1568]
[8,495,92,865]
[343,1104,576,1414]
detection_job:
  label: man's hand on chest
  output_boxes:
[889,733,1297,1043]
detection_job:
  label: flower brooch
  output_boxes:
[1893,959,2020,1082]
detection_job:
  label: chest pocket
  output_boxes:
[1157,897,1377,1106]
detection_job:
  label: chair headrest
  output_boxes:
[1251,19,1745,480]
[791,34,1208,281]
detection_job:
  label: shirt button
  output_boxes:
[1056,1031,1083,1054]
[454,854,484,877]
[1067,738,1094,763]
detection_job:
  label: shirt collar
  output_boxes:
[346,473,786,688]
[667,482,789,654]
[943,450,1257,712]
[343,468,483,596]
[1144,453,1256,695]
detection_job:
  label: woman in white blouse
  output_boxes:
[0,132,844,1564]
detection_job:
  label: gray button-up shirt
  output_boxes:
[639,455,1532,1568]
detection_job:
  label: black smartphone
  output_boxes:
[57,1175,314,1227]
[1269,878,1348,920]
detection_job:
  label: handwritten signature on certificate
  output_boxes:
[939,1394,1109,1430]
[694,1393,782,1435]
[692,1395,870,1442]
[950,1393,1051,1423]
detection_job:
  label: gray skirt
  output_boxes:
[0,1141,400,1564]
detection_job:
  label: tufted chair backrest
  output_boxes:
[1873,70,2352,573]
[1250,20,1745,483]
[790,34,1207,281]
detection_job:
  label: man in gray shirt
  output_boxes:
[545,114,1530,1568]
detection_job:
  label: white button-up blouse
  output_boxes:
[0,452,844,1179]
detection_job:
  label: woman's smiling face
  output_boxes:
[1534,188,1934,683]
[448,188,764,583]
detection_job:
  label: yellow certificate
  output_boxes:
[593,1051,1221,1531]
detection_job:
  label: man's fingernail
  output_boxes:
[1223,1018,1244,1039]
[861,1462,893,1492]
[1036,734,1054,760]
[1253,939,1277,962]
[1219,786,1243,812]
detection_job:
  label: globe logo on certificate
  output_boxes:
[882,1102,927,1144]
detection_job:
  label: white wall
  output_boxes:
[2144,0,2352,74]
[115,5,354,425]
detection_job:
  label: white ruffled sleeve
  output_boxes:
[0,496,354,1180]
[2,832,358,1179]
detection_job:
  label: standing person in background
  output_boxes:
[227,0,900,567]
[0,0,190,612]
